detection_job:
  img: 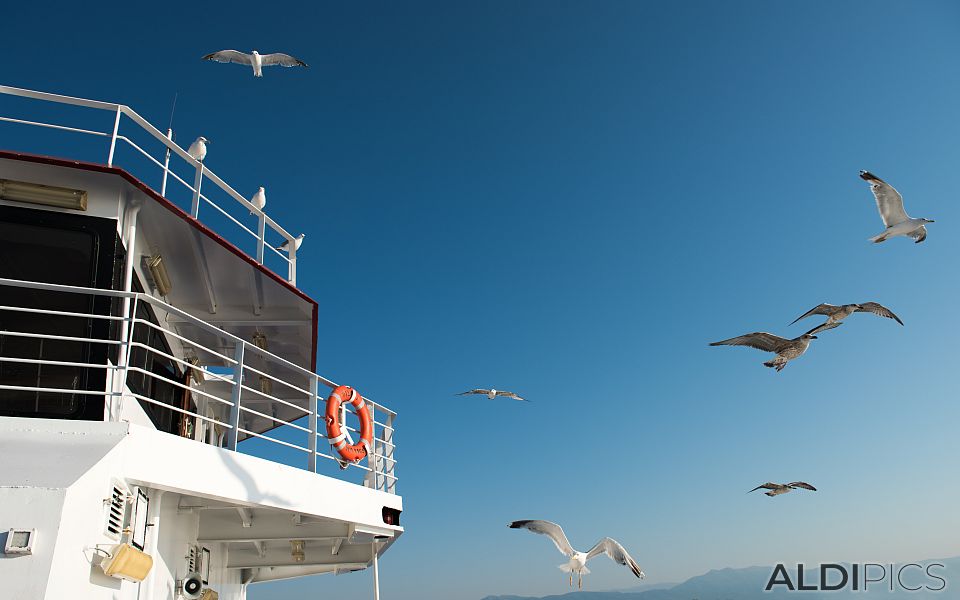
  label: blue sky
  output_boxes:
[4,1,960,599]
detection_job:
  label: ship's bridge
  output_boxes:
[0,85,399,595]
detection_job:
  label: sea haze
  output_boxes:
[480,556,960,600]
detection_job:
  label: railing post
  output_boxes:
[384,413,395,494]
[191,163,204,218]
[372,542,380,600]
[369,402,380,490]
[308,376,318,473]
[287,243,297,285]
[112,294,139,422]
[225,342,245,450]
[115,202,140,421]
[257,214,266,264]
[160,128,173,197]
[106,105,122,167]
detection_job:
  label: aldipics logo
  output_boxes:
[765,563,947,592]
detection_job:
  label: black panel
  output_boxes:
[0,204,121,420]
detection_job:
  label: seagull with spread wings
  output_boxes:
[508,520,644,589]
[456,388,527,402]
[790,302,903,331]
[709,324,832,372]
[749,482,817,497]
[860,171,934,244]
[203,50,308,77]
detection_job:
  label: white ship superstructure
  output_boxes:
[0,85,401,600]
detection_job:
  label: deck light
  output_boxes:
[251,332,273,395]
[291,540,305,563]
[258,375,273,396]
[252,331,268,351]
[146,255,173,297]
[0,178,87,210]
[100,543,154,582]
[187,357,205,383]
[4,528,36,555]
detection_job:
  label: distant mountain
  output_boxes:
[609,582,676,593]
[480,556,959,600]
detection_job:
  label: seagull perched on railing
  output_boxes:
[709,323,833,372]
[187,136,209,163]
[203,50,308,77]
[456,388,528,402]
[509,520,644,589]
[860,171,934,244]
[749,482,817,497]
[276,233,304,253]
[790,302,903,329]
[250,186,266,215]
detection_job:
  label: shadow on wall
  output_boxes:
[216,447,289,507]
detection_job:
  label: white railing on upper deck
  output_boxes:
[0,85,299,285]
[0,277,397,493]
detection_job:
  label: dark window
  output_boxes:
[126,276,192,435]
[0,205,120,420]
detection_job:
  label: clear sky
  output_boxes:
[4,1,960,599]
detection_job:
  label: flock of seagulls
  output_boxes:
[180,44,936,591]
[710,299,903,372]
[486,170,931,588]
[710,171,925,372]
[183,50,308,254]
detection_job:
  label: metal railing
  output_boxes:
[0,85,299,284]
[0,277,397,493]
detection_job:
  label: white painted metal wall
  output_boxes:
[0,417,401,600]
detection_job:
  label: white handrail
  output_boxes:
[0,84,299,284]
[0,276,398,492]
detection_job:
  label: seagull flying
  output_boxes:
[187,137,209,163]
[276,233,305,253]
[749,482,817,497]
[860,171,934,244]
[203,50,308,77]
[509,520,644,589]
[456,388,527,402]
[250,186,266,215]
[709,323,832,372]
[790,302,903,330]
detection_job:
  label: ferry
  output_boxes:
[0,85,401,600]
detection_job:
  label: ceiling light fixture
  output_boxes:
[0,178,87,210]
[146,255,172,297]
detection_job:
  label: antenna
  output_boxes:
[166,92,179,138]
[160,92,179,197]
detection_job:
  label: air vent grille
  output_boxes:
[187,546,198,572]
[105,484,127,540]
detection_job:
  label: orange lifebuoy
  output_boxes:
[325,385,373,466]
